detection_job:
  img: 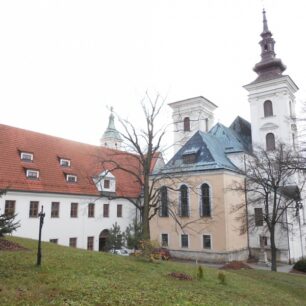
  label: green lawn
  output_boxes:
[0,237,305,306]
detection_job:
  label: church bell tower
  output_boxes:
[244,10,298,151]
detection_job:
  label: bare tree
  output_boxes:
[96,93,170,240]
[232,144,305,271]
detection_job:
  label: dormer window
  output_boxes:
[66,174,77,183]
[26,169,39,179]
[183,154,197,164]
[93,171,116,193]
[60,158,71,167]
[21,152,33,162]
[182,148,199,164]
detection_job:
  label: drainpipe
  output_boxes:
[243,154,250,257]
[285,209,291,264]
[298,209,304,259]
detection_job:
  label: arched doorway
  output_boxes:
[99,229,109,252]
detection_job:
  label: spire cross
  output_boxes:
[262,9,269,33]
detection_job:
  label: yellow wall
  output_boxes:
[150,171,247,253]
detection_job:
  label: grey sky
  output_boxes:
[0,0,305,152]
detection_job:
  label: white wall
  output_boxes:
[245,76,298,150]
[0,191,137,251]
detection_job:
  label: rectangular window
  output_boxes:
[88,203,95,218]
[20,152,33,161]
[87,236,94,251]
[103,204,109,217]
[29,201,39,218]
[49,239,58,244]
[69,237,77,248]
[260,236,268,247]
[70,203,78,218]
[254,208,263,226]
[203,235,212,249]
[51,202,60,218]
[26,169,39,179]
[161,234,168,247]
[104,179,110,189]
[181,234,188,248]
[292,133,296,149]
[66,174,77,183]
[60,158,71,167]
[117,204,122,218]
[4,200,15,216]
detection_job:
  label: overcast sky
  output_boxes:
[1,0,306,155]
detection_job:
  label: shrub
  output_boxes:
[293,259,306,273]
[218,272,226,285]
[197,265,204,280]
[138,240,160,261]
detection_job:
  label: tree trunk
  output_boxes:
[270,228,277,272]
[142,174,151,240]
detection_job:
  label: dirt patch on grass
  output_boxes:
[0,238,28,251]
[220,261,252,270]
[168,272,193,280]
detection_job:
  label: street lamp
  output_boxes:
[36,205,45,266]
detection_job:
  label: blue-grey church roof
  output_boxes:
[162,116,252,174]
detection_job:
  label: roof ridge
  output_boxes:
[0,123,125,154]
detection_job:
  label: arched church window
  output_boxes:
[266,133,275,151]
[200,183,211,217]
[159,186,168,217]
[183,117,190,132]
[264,100,273,117]
[179,185,189,217]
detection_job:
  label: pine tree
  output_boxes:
[124,221,142,250]
[0,213,20,237]
[105,222,123,251]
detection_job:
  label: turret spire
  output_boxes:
[252,9,286,83]
[100,107,123,149]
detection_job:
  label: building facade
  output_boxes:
[150,119,251,262]
[150,10,306,263]
[0,117,141,251]
[244,9,305,262]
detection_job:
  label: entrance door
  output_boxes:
[99,229,109,252]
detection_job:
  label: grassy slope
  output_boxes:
[0,237,305,306]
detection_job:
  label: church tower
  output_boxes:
[244,10,298,150]
[100,107,123,150]
[169,96,217,153]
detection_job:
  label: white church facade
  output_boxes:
[150,10,306,263]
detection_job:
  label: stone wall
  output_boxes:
[170,248,249,263]
[249,247,290,263]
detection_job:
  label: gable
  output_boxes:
[163,131,237,173]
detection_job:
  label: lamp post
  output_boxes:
[36,205,45,266]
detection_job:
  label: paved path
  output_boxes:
[173,258,298,273]
[247,263,294,273]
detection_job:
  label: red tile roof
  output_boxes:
[0,124,141,198]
